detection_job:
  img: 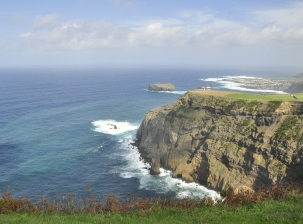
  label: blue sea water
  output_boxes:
[0,67,291,200]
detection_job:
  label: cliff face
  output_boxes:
[136,90,303,192]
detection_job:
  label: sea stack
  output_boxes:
[148,83,175,91]
[150,154,161,175]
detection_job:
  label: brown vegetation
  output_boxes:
[0,184,302,216]
[225,183,303,207]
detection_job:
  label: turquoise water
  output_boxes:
[0,67,285,200]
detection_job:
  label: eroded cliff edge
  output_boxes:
[136,90,303,192]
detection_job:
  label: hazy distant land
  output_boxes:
[211,72,303,93]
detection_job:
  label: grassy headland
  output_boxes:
[228,93,303,101]
[191,89,303,101]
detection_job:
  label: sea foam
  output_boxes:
[114,136,221,200]
[146,89,187,95]
[158,90,187,95]
[92,120,138,135]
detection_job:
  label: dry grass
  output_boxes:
[0,184,302,216]
[190,90,236,97]
[225,183,303,207]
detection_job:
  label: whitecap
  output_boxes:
[119,172,134,178]
[91,120,138,135]
[158,91,187,95]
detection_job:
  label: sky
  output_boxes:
[1,0,303,69]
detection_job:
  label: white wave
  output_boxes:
[119,172,134,178]
[116,136,220,200]
[91,120,138,135]
[200,76,285,94]
[201,77,224,82]
[201,76,257,82]
[158,91,187,95]
[145,89,187,95]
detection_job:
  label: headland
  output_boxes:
[136,90,303,192]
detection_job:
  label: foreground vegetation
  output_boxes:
[1,196,303,224]
[1,184,303,223]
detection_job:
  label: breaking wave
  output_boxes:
[145,89,187,95]
[113,136,221,201]
[92,120,138,135]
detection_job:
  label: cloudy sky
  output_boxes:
[1,0,303,68]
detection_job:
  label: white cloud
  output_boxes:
[15,20,185,51]
[252,2,303,28]
[19,32,32,38]
[33,13,58,29]
[123,17,184,27]
[4,2,302,67]
[180,10,241,30]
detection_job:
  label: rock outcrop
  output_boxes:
[136,90,303,192]
[148,83,175,91]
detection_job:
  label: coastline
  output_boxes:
[201,76,291,93]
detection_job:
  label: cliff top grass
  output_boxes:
[190,90,303,101]
[2,196,303,224]
[1,184,303,223]
[148,83,175,91]
[151,83,174,88]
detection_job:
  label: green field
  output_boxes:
[1,196,303,224]
[227,93,303,101]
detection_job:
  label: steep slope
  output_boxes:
[136,90,303,192]
[286,81,303,93]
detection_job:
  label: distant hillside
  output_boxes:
[290,72,303,81]
[286,81,303,93]
[285,72,303,93]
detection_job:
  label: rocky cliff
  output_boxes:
[136,90,303,192]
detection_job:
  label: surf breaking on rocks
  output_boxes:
[92,119,220,200]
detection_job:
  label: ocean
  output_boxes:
[0,67,292,200]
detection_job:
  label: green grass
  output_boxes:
[227,93,303,101]
[1,184,303,223]
[275,116,299,140]
[1,196,303,224]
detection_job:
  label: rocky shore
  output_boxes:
[213,72,303,92]
[136,90,303,192]
[221,77,290,91]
